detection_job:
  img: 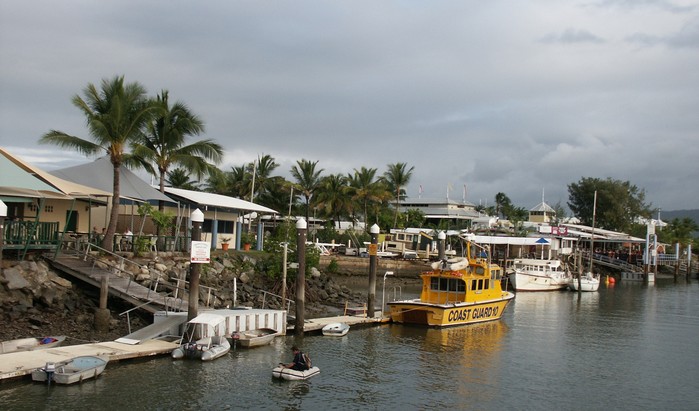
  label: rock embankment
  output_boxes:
[0,252,370,343]
[0,259,133,343]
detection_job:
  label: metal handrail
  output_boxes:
[61,240,216,310]
[260,290,294,312]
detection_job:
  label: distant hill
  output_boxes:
[660,209,699,225]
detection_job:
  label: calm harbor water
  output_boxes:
[2,279,698,410]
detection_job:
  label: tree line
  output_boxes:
[39,75,697,250]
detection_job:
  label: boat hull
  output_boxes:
[32,355,108,385]
[569,276,600,292]
[509,271,570,292]
[389,293,514,327]
[321,323,349,337]
[172,337,231,361]
[237,328,278,348]
[272,366,320,381]
[1,336,66,354]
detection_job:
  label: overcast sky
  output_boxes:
[1,1,698,214]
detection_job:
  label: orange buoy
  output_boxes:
[608,276,616,284]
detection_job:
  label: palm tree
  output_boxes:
[315,173,350,229]
[347,166,388,225]
[166,167,199,190]
[495,192,511,218]
[40,75,158,251]
[290,159,324,223]
[382,162,414,228]
[246,154,279,202]
[203,167,232,194]
[131,90,223,206]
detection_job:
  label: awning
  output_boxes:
[163,186,278,214]
[188,313,226,326]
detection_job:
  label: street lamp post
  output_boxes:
[0,200,7,275]
[438,231,446,261]
[381,271,394,318]
[189,208,204,321]
[295,218,307,335]
[368,223,380,318]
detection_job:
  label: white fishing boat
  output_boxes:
[172,313,231,361]
[0,335,66,354]
[32,355,109,385]
[507,258,572,292]
[321,322,349,337]
[272,365,321,381]
[234,328,279,348]
[569,272,600,292]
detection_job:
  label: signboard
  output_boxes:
[190,241,211,263]
[368,243,378,256]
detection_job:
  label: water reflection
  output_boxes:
[3,282,699,410]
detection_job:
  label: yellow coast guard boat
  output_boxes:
[388,235,515,327]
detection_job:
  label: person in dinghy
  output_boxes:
[279,346,310,371]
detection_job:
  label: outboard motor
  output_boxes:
[44,362,55,385]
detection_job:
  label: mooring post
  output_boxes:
[94,274,110,332]
[295,218,307,335]
[368,224,379,318]
[0,200,6,276]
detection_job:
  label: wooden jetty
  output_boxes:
[0,311,388,382]
[0,339,178,381]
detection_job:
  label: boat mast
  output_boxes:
[590,190,597,273]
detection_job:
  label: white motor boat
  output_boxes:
[172,313,231,361]
[569,272,600,292]
[321,322,349,337]
[272,365,321,381]
[507,258,572,292]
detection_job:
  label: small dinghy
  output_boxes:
[321,322,349,337]
[172,313,231,361]
[235,328,279,348]
[32,355,109,385]
[272,365,321,381]
[1,335,66,354]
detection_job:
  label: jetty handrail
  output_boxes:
[117,293,186,335]
[260,290,293,312]
[60,241,217,309]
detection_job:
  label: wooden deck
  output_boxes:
[0,339,178,381]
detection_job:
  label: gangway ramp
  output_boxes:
[48,256,188,314]
[115,314,187,345]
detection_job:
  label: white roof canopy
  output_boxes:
[162,186,278,214]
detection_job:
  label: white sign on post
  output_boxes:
[190,241,211,263]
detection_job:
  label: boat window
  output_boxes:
[430,277,465,292]
[471,279,489,291]
[475,267,485,275]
